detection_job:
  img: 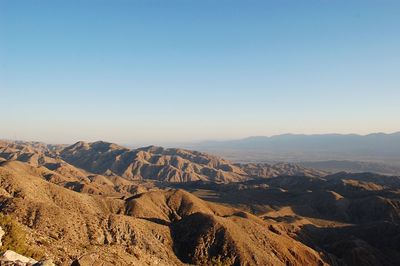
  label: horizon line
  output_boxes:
[1,130,400,146]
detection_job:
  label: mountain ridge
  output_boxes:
[0,139,399,265]
[0,140,326,185]
[0,161,331,265]
[186,131,400,165]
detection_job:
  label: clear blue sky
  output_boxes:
[1,0,399,144]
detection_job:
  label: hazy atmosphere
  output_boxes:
[1,0,400,144]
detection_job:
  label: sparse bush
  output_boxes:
[210,255,234,266]
[0,213,44,259]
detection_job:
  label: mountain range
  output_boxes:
[0,140,399,265]
[185,132,400,173]
[0,140,324,185]
[187,132,400,160]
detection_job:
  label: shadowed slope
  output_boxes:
[125,189,330,266]
[0,161,330,266]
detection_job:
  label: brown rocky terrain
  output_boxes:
[300,160,400,176]
[0,160,330,266]
[0,140,325,185]
[173,172,400,265]
[59,141,248,183]
[238,162,327,178]
[0,140,399,265]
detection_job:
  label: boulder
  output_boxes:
[0,250,37,265]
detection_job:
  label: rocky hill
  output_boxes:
[172,172,400,266]
[0,140,325,184]
[238,162,327,178]
[0,161,330,265]
[1,140,399,265]
[59,141,248,183]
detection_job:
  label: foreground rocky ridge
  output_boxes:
[0,161,329,265]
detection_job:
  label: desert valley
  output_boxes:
[0,140,399,265]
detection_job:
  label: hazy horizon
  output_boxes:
[2,1,400,143]
[2,130,400,147]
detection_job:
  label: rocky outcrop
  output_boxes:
[0,250,37,265]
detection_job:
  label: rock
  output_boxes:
[0,226,5,247]
[0,250,38,265]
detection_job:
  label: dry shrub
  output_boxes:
[0,213,44,260]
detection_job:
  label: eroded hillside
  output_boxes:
[0,140,399,266]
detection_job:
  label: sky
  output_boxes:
[1,0,400,145]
